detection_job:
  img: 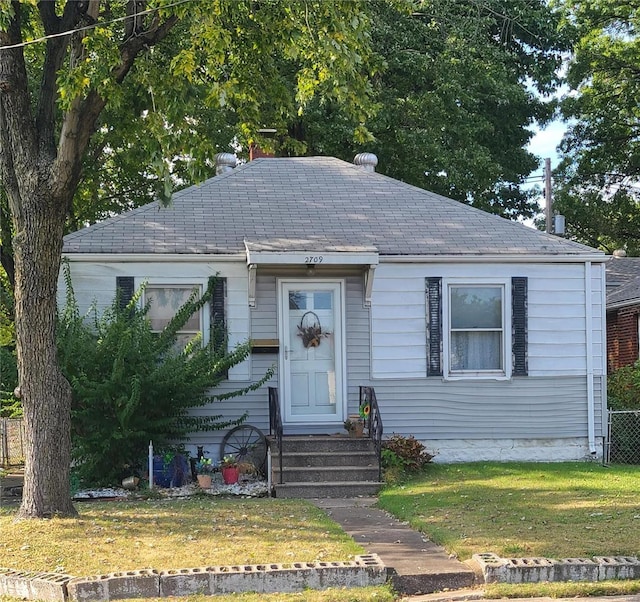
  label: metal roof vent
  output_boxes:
[214,152,237,175]
[353,152,378,172]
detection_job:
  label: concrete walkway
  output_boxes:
[310,497,477,596]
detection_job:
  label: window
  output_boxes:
[426,276,527,379]
[449,285,504,374]
[145,285,202,349]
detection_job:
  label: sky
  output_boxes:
[524,119,567,222]
[527,119,566,170]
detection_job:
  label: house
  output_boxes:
[606,252,640,373]
[60,153,608,464]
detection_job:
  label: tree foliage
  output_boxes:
[290,0,569,220]
[57,264,272,486]
[608,360,640,411]
[555,0,640,253]
[65,0,378,229]
[11,0,570,243]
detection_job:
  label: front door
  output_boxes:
[279,280,345,425]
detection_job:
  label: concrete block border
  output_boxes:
[471,552,640,584]
[0,555,386,602]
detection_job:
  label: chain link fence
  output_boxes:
[605,410,640,465]
[0,418,25,467]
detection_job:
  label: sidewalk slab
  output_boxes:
[311,498,476,595]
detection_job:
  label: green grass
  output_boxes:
[0,497,396,601]
[4,462,640,601]
[378,461,640,560]
[0,498,364,575]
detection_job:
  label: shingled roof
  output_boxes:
[63,156,602,258]
[606,257,640,308]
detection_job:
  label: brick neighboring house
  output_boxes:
[606,254,640,373]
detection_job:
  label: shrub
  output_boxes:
[0,345,21,417]
[608,361,640,410]
[58,263,272,486]
[381,434,434,483]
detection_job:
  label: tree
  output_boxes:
[286,0,569,220]
[554,0,640,252]
[0,0,375,518]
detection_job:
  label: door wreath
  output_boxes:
[297,311,330,348]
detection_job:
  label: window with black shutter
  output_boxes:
[426,276,528,378]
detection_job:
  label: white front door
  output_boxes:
[279,280,345,424]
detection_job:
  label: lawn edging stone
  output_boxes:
[2,555,386,602]
[471,552,640,584]
[0,568,73,601]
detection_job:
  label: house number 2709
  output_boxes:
[304,256,324,264]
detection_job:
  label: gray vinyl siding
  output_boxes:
[345,275,372,412]
[358,376,604,441]
[188,275,279,448]
[187,355,277,453]
[60,258,606,456]
[371,262,607,378]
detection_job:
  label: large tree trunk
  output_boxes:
[13,182,77,519]
[0,2,177,518]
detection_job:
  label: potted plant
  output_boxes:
[220,455,240,485]
[195,457,215,489]
[344,416,364,438]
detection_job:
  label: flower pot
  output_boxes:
[222,466,239,485]
[121,476,139,490]
[349,422,364,438]
[347,414,364,438]
[197,474,212,489]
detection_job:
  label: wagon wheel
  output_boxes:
[221,425,267,476]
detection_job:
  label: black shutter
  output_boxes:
[116,276,135,310]
[512,276,528,376]
[426,277,443,377]
[210,277,227,352]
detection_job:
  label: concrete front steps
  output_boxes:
[270,435,383,499]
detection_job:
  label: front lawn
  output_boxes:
[0,498,364,575]
[378,461,640,560]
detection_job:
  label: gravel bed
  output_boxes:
[73,476,269,500]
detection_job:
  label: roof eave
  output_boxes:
[378,253,608,264]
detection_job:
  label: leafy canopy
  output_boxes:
[555,0,640,253]
[290,0,569,220]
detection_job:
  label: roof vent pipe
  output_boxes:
[214,152,237,175]
[353,152,378,172]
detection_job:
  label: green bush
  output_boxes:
[608,361,640,410]
[0,279,20,418]
[381,434,434,483]
[58,263,272,486]
[0,345,21,417]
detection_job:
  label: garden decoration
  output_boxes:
[359,401,371,425]
[220,455,240,485]
[297,311,330,348]
[195,457,215,489]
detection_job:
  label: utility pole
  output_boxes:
[544,158,552,234]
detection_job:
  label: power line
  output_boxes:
[0,0,194,51]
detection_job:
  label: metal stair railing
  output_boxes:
[268,387,284,484]
[360,386,383,481]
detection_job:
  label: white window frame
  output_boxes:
[442,278,512,380]
[142,280,209,346]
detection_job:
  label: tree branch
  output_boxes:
[52,8,178,200]
[0,5,39,214]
